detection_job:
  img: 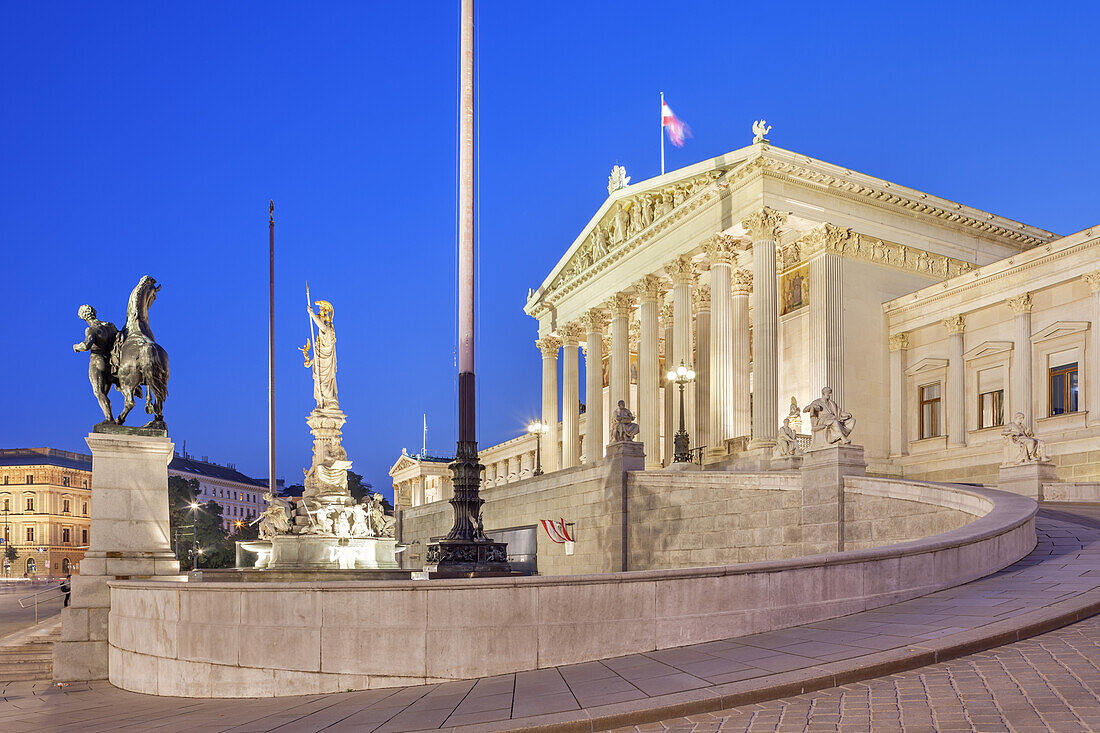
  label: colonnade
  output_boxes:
[535,208,789,468]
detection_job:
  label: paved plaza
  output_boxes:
[631,612,1100,732]
[0,506,1098,731]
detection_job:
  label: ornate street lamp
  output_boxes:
[666,360,696,463]
[528,420,549,476]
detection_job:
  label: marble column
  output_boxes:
[732,267,753,440]
[537,335,562,472]
[943,315,966,446]
[560,323,583,469]
[666,256,695,444]
[704,235,739,451]
[636,276,664,468]
[661,302,675,465]
[609,293,634,412]
[742,208,786,448]
[1084,272,1100,423]
[694,282,711,454]
[889,333,909,457]
[581,309,608,462]
[809,249,845,407]
[1007,294,1033,422]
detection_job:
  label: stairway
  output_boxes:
[0,625,59,682]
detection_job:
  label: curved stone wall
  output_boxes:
[108,481,1036,698]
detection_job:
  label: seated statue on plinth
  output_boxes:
[1002,413,1049,465]
[803,386,855,450]
[774,417,803,458]
[255,493,292,539]
[610,400,640,443]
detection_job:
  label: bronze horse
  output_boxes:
[112,275,170,427]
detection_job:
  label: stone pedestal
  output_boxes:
[770,454,804,471]
[999,461,1057,500]
[605,440,645,572]
[54,430,180,682]
[801,444,866,556]
[268,535,398,569]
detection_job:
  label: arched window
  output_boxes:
[26,557,36,574]
[61,557,71,574]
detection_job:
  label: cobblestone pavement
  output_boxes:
[627,600,1100,733]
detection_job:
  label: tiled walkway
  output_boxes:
[2,508,1100,732]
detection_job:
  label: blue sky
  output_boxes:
[1,2,1097,499]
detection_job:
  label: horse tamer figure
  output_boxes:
[73,275,170,429]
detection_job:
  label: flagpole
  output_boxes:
[660,91,665,176]
[267,200,276,498]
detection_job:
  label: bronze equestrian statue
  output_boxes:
[73,275,170,429]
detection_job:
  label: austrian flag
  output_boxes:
[540,518,574,544]
[662,99,689,148]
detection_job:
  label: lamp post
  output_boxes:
[188,502,200,571]
[528,420,549,476]
[666,360,696,463]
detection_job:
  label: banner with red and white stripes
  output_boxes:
[540,518,574,544]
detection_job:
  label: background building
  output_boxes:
[0,448,91,578]
[169,450,270,531]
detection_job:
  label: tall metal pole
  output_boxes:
[660,91,665,176]
[428,0,509,575]
[268,201,276,496]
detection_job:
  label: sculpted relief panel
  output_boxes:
[795,223,976,280]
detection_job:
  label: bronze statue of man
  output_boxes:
[73,305,119,424]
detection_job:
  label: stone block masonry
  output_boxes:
[53,431,180,682]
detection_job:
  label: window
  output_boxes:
[82,502,88,516]
[25,497,34,512]
[82,529,88,544]
[62,558,71,574]
[2,498,8,512]
[977,367,1005,429]
[62,476,70,487]
[1050,362,1079,415]
[3,476,7,484]
[26,526,34,542]
[919,383,942,439]
[62,528,71,543]
[82,479,88,488]
[25,474,32,484]
[63,498,70,513]
[26,558,36,574]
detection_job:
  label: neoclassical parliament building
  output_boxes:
[391,138,1100,505]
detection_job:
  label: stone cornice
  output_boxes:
[785,223,976,279]
[883,227,1100,330]
[757,146,1056,249]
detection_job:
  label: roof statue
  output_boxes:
[752,120,771,144]
[607,164,630,195]
[73,275,170,430]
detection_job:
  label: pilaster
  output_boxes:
[888,333,909,457]
[943,315,966,446]
[1007,294,1033,422]
[1084,272,1100,423]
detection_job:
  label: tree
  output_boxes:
[167,476,235,569]
[347,471,373,503]
[3,542,16,566]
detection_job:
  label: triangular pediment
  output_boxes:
[963,340,1014,361]
[906,357,949,376]
[388,454,419,476]
[1033,320,1090,343]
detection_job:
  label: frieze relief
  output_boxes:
[788,223,976,280]
[545,169,727,302]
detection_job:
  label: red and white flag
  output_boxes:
[662,99,689,148]
[540,518,574,544]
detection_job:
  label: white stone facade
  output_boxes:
[394,140,1097,499]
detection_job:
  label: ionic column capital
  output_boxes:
[607,292,636,319]
[741,207,788,242]
[1084,271,1100,292]
[1006,292,1033,314]
[536,335,562,357]
[942,314,966,335]
[634,274,667,303]
[580,308,608,335]
[888,332,910,352]
[559,322,584,346]
[665,256,695,285]
[731,267,753,295]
